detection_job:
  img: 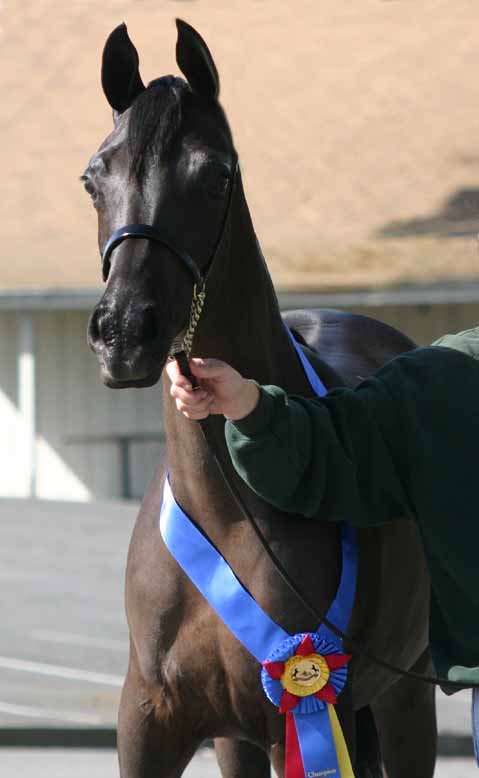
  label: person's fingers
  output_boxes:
[165,358,193,390]
[182,408,210,420]
[175,395,211,414]
[176,395,214,419]
[167,356,242,420]
[175,391,214,413]
[170,383,210,405]
[189,357,233,381]
[165,358,180,381]
[184,411,209,420]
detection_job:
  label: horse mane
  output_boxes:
[128,76,190,179]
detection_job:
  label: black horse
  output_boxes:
[84,20,436,778]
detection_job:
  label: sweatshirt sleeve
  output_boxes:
[224,379,409,526]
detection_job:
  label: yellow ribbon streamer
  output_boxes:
[328,705,356,778]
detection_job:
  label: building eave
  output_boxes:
[0,282,479,312]
[278,283,479,310]
[0,289,102,311]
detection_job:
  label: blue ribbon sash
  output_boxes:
[160,334,358,777]
[160,477,289,662]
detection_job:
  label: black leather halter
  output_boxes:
[101,225,203,284]
[101,158,238,284]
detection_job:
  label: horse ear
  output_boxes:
[175,19,219,100]
[102,23,145,114]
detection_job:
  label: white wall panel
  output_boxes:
[34,311,165,501]
[0,314,29,497]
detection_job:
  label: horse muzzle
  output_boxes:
[88,300,166,387]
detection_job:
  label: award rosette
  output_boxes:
[262,632,353,778]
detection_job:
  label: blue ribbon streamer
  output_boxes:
[296,710,339,777]
[160,332,358,777]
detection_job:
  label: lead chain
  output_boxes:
[181,282,206,358]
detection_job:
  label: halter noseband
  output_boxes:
[101,225,202,286]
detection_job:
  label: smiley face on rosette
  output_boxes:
[261,633,351,714]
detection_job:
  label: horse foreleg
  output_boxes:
[371,650,437,778]
[355,705,384,778]
[117,658,200,778]
[269,741,285,778]
[214,738,271,778]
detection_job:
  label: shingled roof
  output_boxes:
[4,0,479,293]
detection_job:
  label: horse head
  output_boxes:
[85,20,235,388]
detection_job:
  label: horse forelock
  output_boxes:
[127,75,190,180]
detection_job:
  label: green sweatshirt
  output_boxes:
[225,328,479,684]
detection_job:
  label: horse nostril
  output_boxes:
[88,307,115,348]
[88,308,101,347]
[139,307,159,343]
[88,303,158,351]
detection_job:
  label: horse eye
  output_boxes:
[80,175,98,200]
[209,173,230,198]
[219,175,229,191]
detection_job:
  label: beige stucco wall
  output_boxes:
[4,0,479,292]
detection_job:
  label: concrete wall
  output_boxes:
[0,301,477,501]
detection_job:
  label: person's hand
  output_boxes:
[166,357,260,421]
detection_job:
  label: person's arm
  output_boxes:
[166,357,409,526]
[224,382,408,525]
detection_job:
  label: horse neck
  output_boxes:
[163,174,314,533]
[194,172,309,384]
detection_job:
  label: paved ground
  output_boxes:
[0,498,133,728]
[1,749,478,778]
[0,498,474,744]
[0,747,218,778]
